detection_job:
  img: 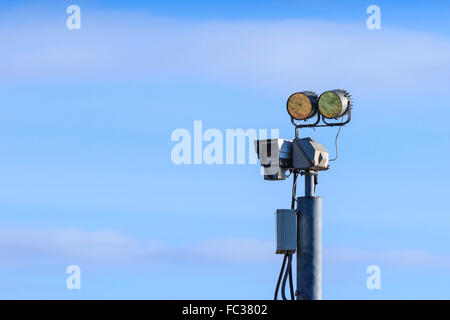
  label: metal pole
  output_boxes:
[304,171,315,197]
[296,170,322,300]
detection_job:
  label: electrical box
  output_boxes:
[275,209,297,254]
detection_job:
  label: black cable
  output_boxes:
[287,171,298,300]
[274,171,298,301]
[274,254,288,300]
[288,254,295,299]
[291,171,298,209]
[281,254,292,300]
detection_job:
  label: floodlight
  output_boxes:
[286,91,318,121]
[318,90,351,119]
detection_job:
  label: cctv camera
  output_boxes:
[254,139,293,181]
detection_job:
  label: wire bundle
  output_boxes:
[274,171,298,300]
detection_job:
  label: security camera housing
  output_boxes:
[254,139,293,181]
[292,138,329,171]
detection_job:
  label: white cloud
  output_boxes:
[0,226,276,266]
[1,226,450,270]
[0,226,165,265]
[1,11,449,94]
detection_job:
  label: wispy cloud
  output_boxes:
[0,227,165,265]
[0,226,275,266]
[1,11,449,93]
[1,226,450,270]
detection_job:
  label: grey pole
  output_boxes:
[304,171,315,197]
[296,170,322,300]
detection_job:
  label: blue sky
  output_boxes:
[0,0,450,299]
